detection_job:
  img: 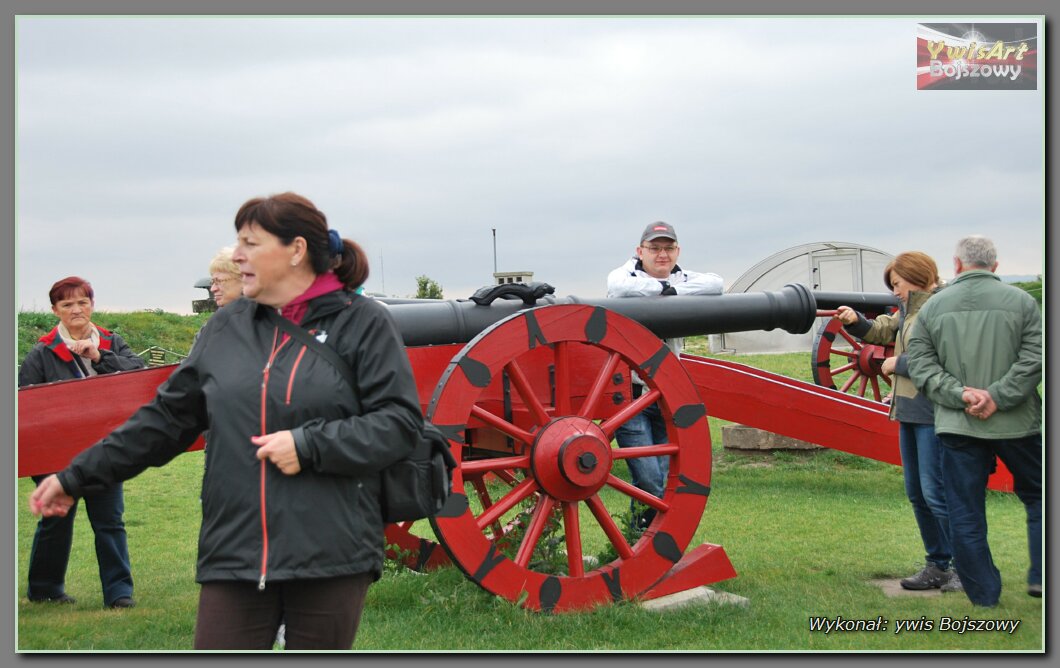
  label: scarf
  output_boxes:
[279,272,345,325]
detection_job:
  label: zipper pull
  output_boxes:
[258,574,266,591]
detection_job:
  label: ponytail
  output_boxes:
[333,238,369,291]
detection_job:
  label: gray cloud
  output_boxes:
[17,16,1043,313]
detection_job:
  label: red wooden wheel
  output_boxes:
[427,304,712,613]
[811,316,894,402]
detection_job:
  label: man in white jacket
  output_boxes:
[606,222,723,528]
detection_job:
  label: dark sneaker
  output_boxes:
[108,596,136,609]
[900,564,950,590]
[28,593,76,604]
[1027,583,1042,598]
[941,572,964,593]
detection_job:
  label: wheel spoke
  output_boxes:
[837,328,863,349]
[576,352,622,418]
[869,376,882,402]
[504,359,552,426]
[475,476,540,530]
[514,495,556,568]
[470,475,506,540]
[831,361,857,375]
[553,341,572,415]
[856,375,869,396]
[460,454,531,476]
[563,501,584,577]
[611,443,680,460]
[598,387,662,438]
[494,469,520,486]
[585,494,633,560]
[605,474,669,511]
[832,349,858,361]
[470,405,536,445]
[838,371,862,394]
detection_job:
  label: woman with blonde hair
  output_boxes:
[207,246,242,308]
[835,251,959,593]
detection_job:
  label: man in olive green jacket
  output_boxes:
[906,235,1041,607]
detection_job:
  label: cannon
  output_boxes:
[18,283,1013,613]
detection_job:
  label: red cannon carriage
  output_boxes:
[17,283,1013,613]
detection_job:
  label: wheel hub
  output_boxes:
[856,344,886,375]
[531,416,613,501]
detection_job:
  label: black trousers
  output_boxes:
[194,573,373,650]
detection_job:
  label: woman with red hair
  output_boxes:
[835,252,959,593]
[19,276,145,609]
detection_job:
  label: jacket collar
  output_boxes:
[952,269,1001,284]
[633,258,682,276]
[905,289,933,315]
[38,324,114,362]
[253,289,355,325]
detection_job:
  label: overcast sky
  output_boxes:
[16,16,1043,314]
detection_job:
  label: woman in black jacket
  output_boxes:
[20,276,145,609]
[31,193,423,649]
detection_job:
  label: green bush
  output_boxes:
[1012,279,1042,305]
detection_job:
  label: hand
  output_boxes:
[880,357,896,377]
[252,430,302,475]
[68,339,101,362]
[962,387,997,420]
[833,306,858,326]
[30,475,76,517]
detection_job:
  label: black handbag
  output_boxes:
[263,307,456,523]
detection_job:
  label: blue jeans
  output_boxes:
[614,403,669,501]
[28,477,134,606]
[938,433,1041,607]
[899,422,952,570]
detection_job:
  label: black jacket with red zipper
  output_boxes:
[57,290,422,585]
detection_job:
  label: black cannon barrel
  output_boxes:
[811,290,900,312]
[385,283,820,347]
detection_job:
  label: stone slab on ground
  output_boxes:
[869,578,944,598]
[639,586,750,612]
[722,424,821,451]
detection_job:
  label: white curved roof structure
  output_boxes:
[710,241,894,354]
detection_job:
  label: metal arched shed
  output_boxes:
[709,241,894,354]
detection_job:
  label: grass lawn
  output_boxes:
[16,443,1043,651]
[15,345,1044,652]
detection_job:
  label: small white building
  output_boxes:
[493,271,534,285]
[710,241,894,354]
